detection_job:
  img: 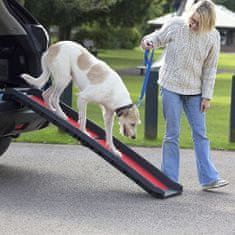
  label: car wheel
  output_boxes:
[0,137,12,157]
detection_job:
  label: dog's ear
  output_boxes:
[122,109,130,117]
[132,105,141,124]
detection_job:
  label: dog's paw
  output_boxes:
[20,73,27,79]
[111,148,122,158]
[47,105,56,112]
[83,130,91,137]
[55,112,67,120]
[20,73,32,84]
[106,142,122,158]
[79,127,91,137]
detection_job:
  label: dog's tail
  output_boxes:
[21,52,50,88]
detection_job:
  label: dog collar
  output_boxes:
[115,104,134,117]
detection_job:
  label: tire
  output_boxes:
[0,137,12,157]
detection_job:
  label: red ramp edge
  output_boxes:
[66,117,168,191]
[4,88,183,198]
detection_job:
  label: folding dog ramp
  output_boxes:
[3,88,183,199]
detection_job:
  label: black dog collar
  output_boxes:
[115,104,134,117]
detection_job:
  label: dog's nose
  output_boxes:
[131,135,136,139]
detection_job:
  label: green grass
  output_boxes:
[16,49,235,150]
[98,48,162,70]
[217,53,235,71]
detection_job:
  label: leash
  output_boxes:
[137,49,155,108]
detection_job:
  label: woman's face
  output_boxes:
[189,12,200,32]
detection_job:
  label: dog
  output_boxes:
[21,41,140,157]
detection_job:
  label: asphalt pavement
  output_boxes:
[0,142,234,234]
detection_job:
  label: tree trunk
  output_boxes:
[16,0,25,6]
[58,25,72,41]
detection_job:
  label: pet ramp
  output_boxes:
[3,88,183,199]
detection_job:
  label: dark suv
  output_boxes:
[0,0,49,156]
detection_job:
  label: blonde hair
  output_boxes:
[188,0,216,32]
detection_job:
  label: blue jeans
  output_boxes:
[161,88,220,185]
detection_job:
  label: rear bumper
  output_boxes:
[0,92,48,137]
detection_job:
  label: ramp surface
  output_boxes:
[4,88,183,198]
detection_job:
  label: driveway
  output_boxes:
[0,143,234,234]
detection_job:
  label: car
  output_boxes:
[0,0,49,157]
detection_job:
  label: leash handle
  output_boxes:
[137,49,154,108]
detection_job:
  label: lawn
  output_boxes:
[16,48,235,150]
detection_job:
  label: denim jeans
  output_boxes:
[161,87,220,185]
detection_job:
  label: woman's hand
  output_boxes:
[140,39,154,50]
[200,98,210,112]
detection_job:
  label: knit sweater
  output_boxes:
[143,17,220,99]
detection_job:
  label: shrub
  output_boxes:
[73,25,141,49]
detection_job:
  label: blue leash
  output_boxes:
[137,49,154,108]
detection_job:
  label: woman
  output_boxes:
[141,0,228,190]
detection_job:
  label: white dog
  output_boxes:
[21,41,140,157]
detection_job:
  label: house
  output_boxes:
[148,0,235,52]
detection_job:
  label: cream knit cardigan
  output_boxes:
[143,17,220,99]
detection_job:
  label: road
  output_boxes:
[0,143,234,234]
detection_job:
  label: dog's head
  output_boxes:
[117,105,141,139]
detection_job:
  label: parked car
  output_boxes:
[0,0,49,156]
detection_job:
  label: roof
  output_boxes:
[148,5,235,29]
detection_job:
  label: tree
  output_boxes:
[23,0,168,47]
[214,0,235,11]
[24,0,118,40]
[15,0,25,5]
[89,0,166,38]
[94,0,166,27]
